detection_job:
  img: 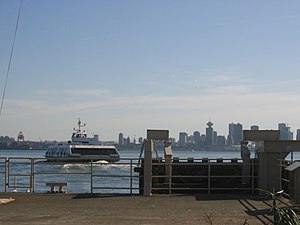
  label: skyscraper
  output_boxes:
[296,129,300,141]
[278,123,293,140]
[118,133,124,145]
[228,123,243,145]
[251,125,259,131]
[179,132,188,146]
[206,121,214,145]
[193,131,201,145]
[216,135,226,145]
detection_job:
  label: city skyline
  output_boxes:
[1,121,299,144]
[1,1,300,141]
[119,121,296,144]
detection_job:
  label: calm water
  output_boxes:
[0,149,298,194]
[0,148,248,158]
[0,148,299,159]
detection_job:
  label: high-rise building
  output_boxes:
[226,134,234,145]
[193,131,201,145]
[206,121,214,145]
[213,131,217,145]
[125,136,130,145]
[187,135,194,144]
[216,135,226,145]
[118,133,124,145]
[200,134,206,144]
[278,123,293,140]
[296,129,300,141]
[179,132,188,146]
[228,123,243,145]
[251,125,259,131]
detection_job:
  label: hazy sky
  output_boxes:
[0,0,300,142]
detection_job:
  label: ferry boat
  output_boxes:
[45,119,120,162]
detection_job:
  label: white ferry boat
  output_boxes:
[45,119,120,162]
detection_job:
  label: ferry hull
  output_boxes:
[45,156,120,163]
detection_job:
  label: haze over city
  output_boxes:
[0,1,300,142]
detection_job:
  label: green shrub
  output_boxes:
[257,188,300,225]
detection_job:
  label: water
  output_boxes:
[0,149,299,194]
[0,149,245,159]
[1,149,299,159]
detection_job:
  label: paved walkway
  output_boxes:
[0,193,290,225]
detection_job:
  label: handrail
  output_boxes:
[3,156,291,196]
[0,158,7,192]
[2,157,140,194]
[278,159,293,197]
[150,158,258,194]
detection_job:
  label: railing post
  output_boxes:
[31,158,34,193]
[130,159,133,195]
[168,159,172,194]
[13,176,16,192]
[7,158,10,192]
[164,145,172,194]
[5,158,8,192]
[143,139,153,196]
[208,159,211,194]
[90,160,93,194]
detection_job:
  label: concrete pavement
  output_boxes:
[0,193,290,225]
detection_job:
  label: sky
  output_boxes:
[0,0,300,142]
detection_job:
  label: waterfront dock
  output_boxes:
[0,192,287,225]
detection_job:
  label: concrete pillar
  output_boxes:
[164,145,172,193]
[143,139,153,196]
[257,151,289,192]
[242,131,300,195]
[285,162,300,204]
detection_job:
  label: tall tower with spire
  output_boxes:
[206,121,214,145]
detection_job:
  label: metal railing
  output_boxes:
[150,157,258,195]
[0,157,7,192]
[0,156,259,195]
[0,157,140,194]
[278,159,300,198]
